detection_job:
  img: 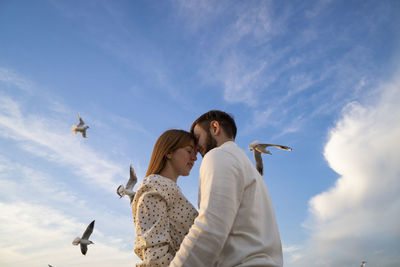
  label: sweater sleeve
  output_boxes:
[134,190,174,267]
[170,149,244,267]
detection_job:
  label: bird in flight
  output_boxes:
[72,220,95,255]
[360,261,367,267]
[71,113,89,138]
[248,140,292,175]
[117,165,138,203]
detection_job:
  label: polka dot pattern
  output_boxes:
[132,174,198,267]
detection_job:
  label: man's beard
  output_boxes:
[202,130,218,157]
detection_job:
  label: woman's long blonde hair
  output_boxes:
[145,129,195,177]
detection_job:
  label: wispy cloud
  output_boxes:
[0,201,139,267]
[0,67,34,93]
[0,69,131,192]
[0,96,124,191]
[0,155,86,207]
[50,0,196,111]
[204,1,288,107]
[0,152,137,250]
[173,1,390,138]
[171,0,228,32]
[288,72,400,266]
[220,53,267,105]
[305,0,332,18]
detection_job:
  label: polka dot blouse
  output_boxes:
[132,174,198,267]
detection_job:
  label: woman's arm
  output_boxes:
[134,191,174,267]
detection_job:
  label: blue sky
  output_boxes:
[1,0,399,266]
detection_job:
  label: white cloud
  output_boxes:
[288,74,400,266]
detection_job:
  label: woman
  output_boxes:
[132,129,198,266]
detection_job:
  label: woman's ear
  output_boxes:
[166,152,173,159]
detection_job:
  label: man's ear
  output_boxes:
[209,120,221,135]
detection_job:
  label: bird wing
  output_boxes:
[259,143,292,151]
[82,129,87,138]
[80,243,88,255]
[253,150,263,175]
[77,114,85,127]
[82,220,95,239]
[129,192,135,204]
[255,145,271,154]
[126,165,138,190]
[116,184,124,197]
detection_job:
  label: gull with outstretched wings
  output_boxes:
[117,165,138,203]
[71,113,89,138]
[72,220,95,255]
[248,140,292,176]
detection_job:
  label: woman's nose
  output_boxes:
[192,151,197,161]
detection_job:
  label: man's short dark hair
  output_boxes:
[190,110,237,139]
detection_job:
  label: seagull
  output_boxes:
[71,113,89,138]
[72,220,95,255]
[360,261,367,267]
[117,165,138,203]
[248,140,292,176]
[48,265,54,267]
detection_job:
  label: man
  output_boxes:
[170,110,283,267]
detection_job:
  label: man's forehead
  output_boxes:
[193,124,205,135]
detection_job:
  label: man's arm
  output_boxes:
[170,149,244,266]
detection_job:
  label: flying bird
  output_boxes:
[360,261,367,267]
[248,140,292,175]
[72,220,95,255]
[71,113,89,138]
[117,165,138,203]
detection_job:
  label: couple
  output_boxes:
[132,110,283,267]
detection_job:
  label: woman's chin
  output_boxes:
[182,169,191,176]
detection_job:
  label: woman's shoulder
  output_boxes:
[144,174,179,188]
[135,174,180,202]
